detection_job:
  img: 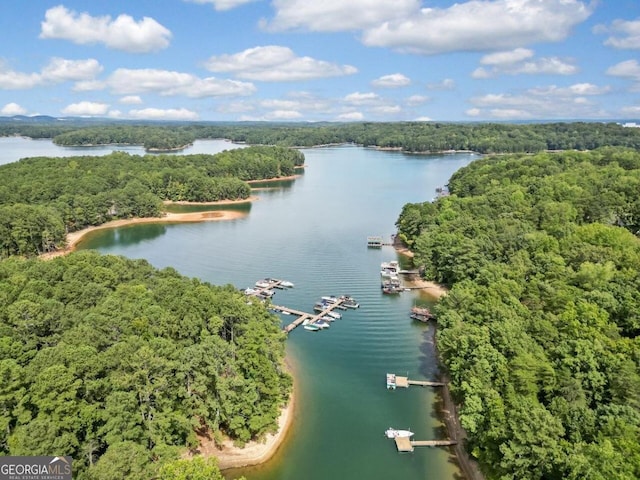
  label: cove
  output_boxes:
[3,138,477,479]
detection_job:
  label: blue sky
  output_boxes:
[0,0,639,122]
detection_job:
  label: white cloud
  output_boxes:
[427,78,455,90]
[469,83,611,119]
[264,0,420,32]
[344,92,381,105]
[371,105,402,115]
[406,95,429,106]
[62,101,110,116]
[41,58,103,82]
[107,68,256,97]
[0,57,102,89]
[72,80,105,92]
[266,109,303,120]
[1,103,27,115]
[621,105,640,115]
[128,108,199,120]
[204,45,357,81]
[480,48,534,65]
[184,0,258,11]
[119,95,143,105]
[473,54,578,78]
[216,101,256,114]
[40,5,171,53]
[596,18,640,49]
[362,0,593,55]
[0,65,41,89]
[337,111,364,121]
[607,59,640,81]
[489,108,533,119]
[528,83,610,96]
[371,73,411,88]
[414,116,432,121]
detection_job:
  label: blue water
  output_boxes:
[2,138,477,479]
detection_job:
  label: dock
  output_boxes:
[367,236,393,248]
[279,298,346,333]
[394,438,457,452]
[387,374,445,388]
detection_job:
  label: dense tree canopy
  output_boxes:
[3,120,640,153]
[0,251,287,478]
[396,147,640,479]
[0,146,303,258]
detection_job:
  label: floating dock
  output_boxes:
[394,438,457,452]
[279,298,347,333]
[387,374,445,388]
[367,236,394,248]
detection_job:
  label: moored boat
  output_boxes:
[386,373,396,389]
[280,280,295,288]
[321,295,338,304]
[384,428,414,439]
[304,324,320,331]
[340,295,360,308]
[325,310,341,319]
[380,260,399,277]
[315,320,330,329]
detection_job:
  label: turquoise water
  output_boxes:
[2,138,476,479]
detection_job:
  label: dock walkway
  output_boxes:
[389,375,445,388]
[394,438,457,452]
[279,299,346,333]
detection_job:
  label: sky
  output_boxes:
[0,0,639,123]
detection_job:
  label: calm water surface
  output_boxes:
[2,138,477,480]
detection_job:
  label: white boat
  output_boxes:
[325,311,341,319]
[244,287,258,295]
[381,261,399,277]
[385,428,414,439]
[386,373,396,389]
[304,324,320,331]
[280,280,294,288]
[321,315,335,322]
[255,280,270,288]
[321,295,338,304]
[340,296,360,308]
[315,321,331,329]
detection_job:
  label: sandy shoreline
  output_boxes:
[393,237,448,298]
[40,208,248,260]
[194,388,295,471]
[186,358,297,471]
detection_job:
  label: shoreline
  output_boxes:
[395,237,483,478]
[40,208,249,260]
[187,359,297,471]
[246,173,301,184]
[393,236,448,298]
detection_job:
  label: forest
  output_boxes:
[0,146,304,258]
[2,120,640,153]
[396,147,640,479]
[0,251,288,478]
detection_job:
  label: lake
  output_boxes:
[1,137,477,479]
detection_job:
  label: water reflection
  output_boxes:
[163,202,252,214]
[79,223,167,248]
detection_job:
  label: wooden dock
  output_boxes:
[390,375,445,388]
[367,236,393,248]
[278,298,346,333]
[394,438,457,452]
